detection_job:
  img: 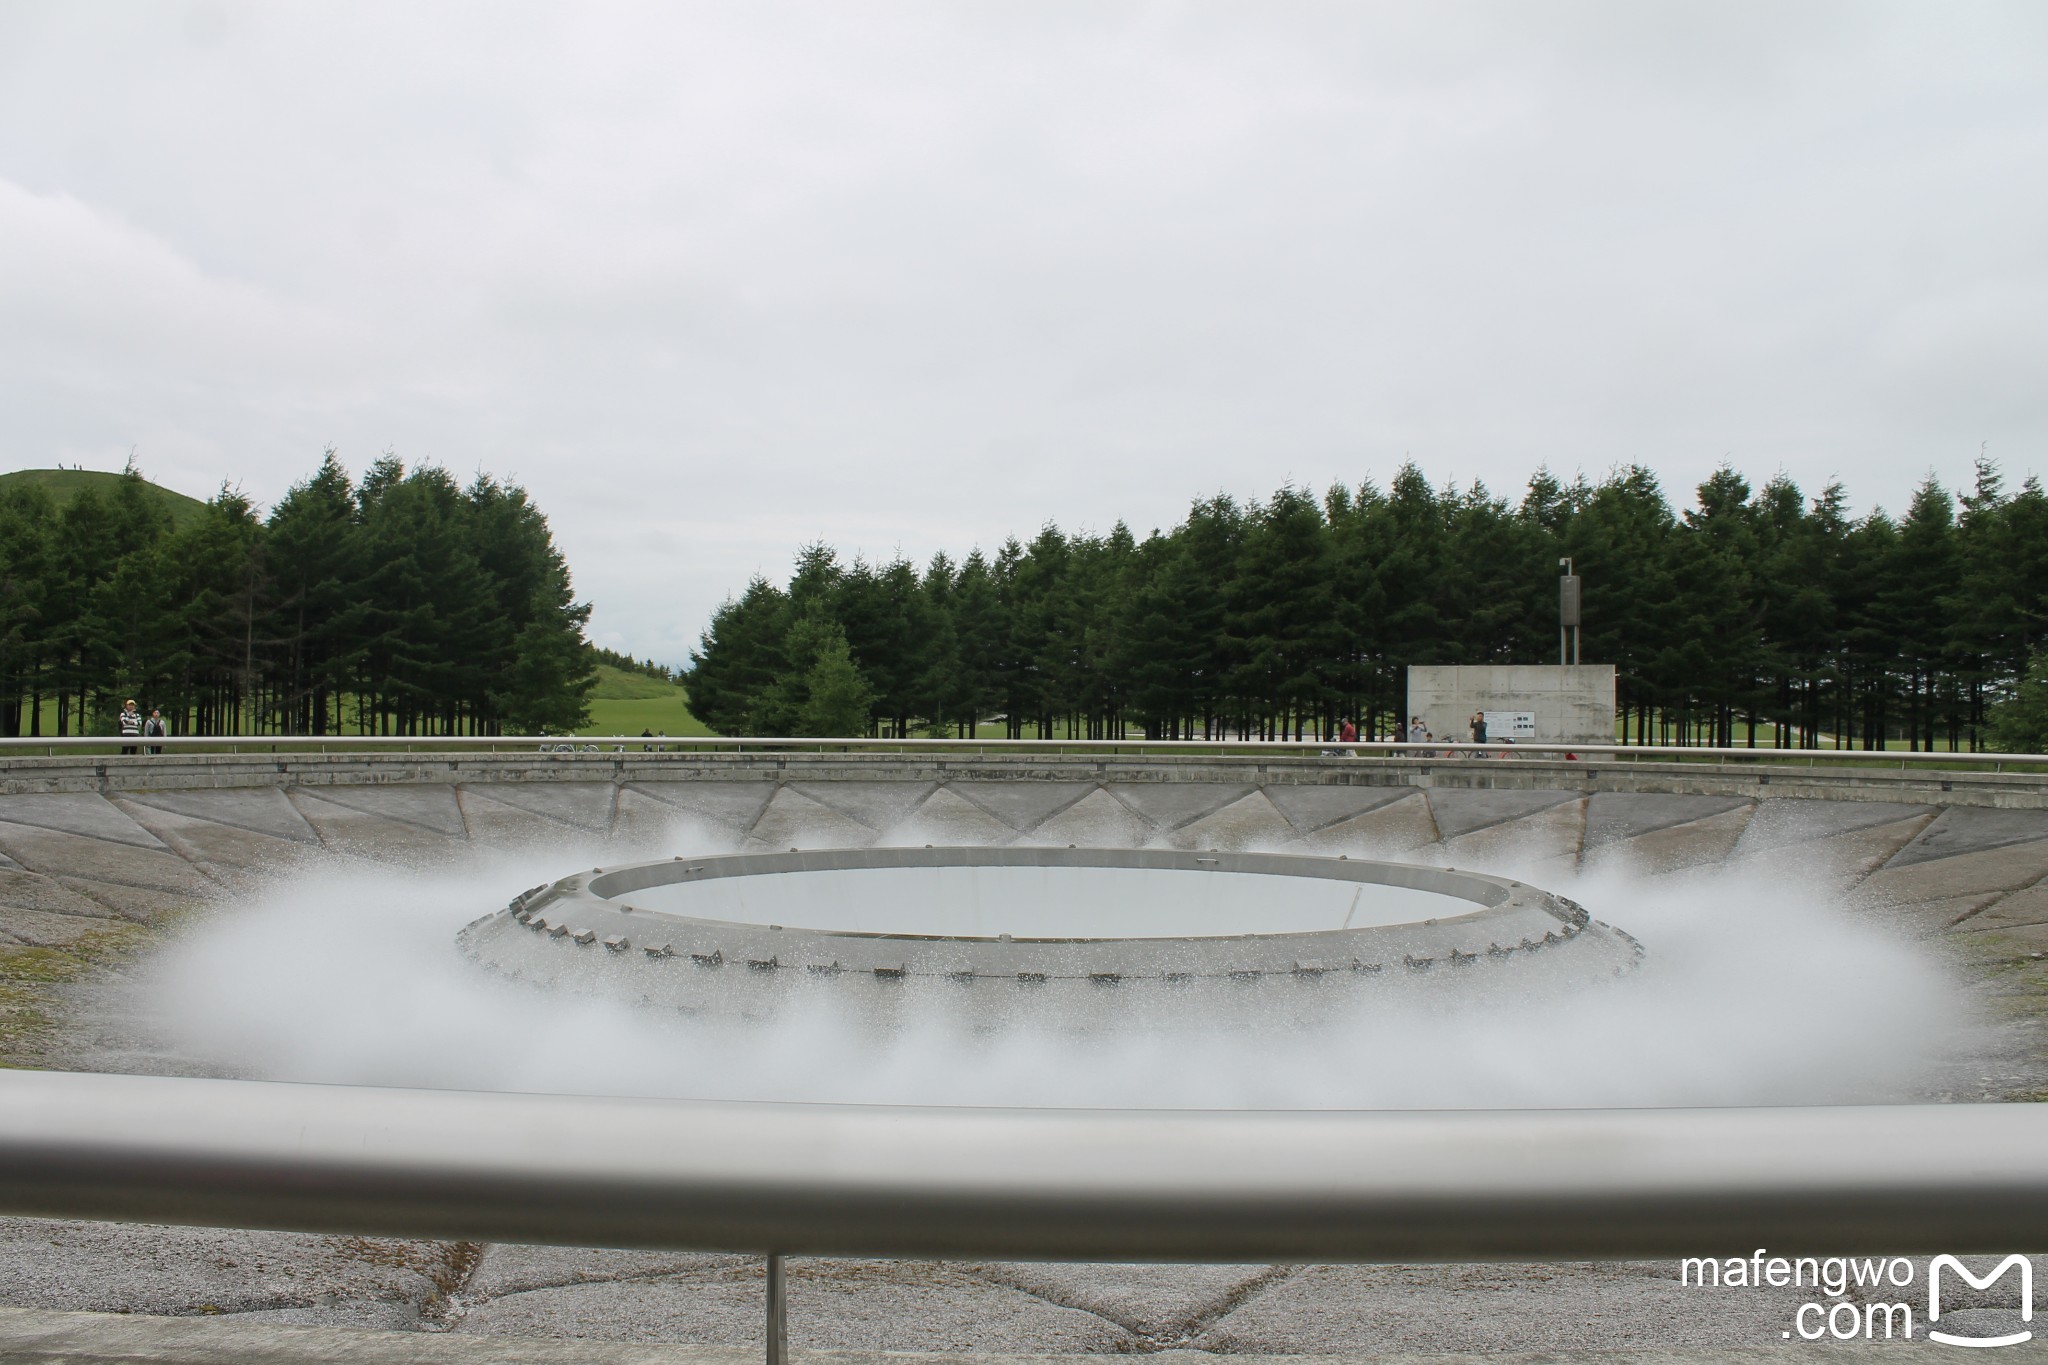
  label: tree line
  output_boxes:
[688,459,2048,750]
[592,645,677,684]
[0,455,596,737]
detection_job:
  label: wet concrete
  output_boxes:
[2,758,2046,1357]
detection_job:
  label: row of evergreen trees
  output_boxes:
[688,460,2048,750]
[0,456,596,737]
[592,646,677,683]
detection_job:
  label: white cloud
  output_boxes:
[2,1,2045,660]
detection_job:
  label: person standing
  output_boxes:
[1339,717,1358,746]
[117,700,143,755]
[142,708,168,755]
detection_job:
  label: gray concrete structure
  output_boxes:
[1,748,2046,1358]
[1405,665,1617,745]
[461,847,1639,1019]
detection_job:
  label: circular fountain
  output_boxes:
[458,846,1643,1019]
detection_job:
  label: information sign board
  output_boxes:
[1483,711,1537,740]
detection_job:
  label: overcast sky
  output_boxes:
[4,2,2045,662]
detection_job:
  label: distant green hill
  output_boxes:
[581,662,709,736]
[0,468,209,530]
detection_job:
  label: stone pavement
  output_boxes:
[18,1306,2048,1364]
[2,762,2047,1355]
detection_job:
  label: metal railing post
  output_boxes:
[766,1252,788,1365]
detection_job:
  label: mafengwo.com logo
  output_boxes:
[1681,1251,2034,1346]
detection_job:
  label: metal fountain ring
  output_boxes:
[458,846,1643,1005]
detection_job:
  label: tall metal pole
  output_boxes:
[766,1253,788,1365]
[1557,558,1578,666]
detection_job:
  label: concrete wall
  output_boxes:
[1405,665,1616,746]
[5,747,2046,810]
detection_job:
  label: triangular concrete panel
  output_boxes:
[0,820,220,897]
[749,786,876,849]
[285,790,468,859]
[294,784,469,838]
[0,904,129,949]
[1426,789,1579,842]
[609,786,743,854]
[116,788,322,844]
[1584,793,1753,847]
[1732,798,1937,856]
[1948,884,2048,952]
[881,787,1016,845]
[624,781,777,832]
[1163,791,1298,851]
[455,789,586,848]
[54,875,210,922]
[0,794,167,849]
[1884,806,2048,868]
[1728,815,1935,891]
[1588,806,1756,876]
[1293,792,1439,855]
[1104,784,1254,832]
[1442,797,1586,870]
[1857,838,2048,905]
[0,868,120,917]
[786,782,934,831]
[459,783,616,832]
[1953,917,2048,953]
[1859,889,2006,940]
[1025,788,1154,848]
[1262,785,1415,835]
[946,782,1098,833]
[109,799,323,873]
[1950,882,2048,935]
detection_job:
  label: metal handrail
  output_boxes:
[2,1070,2045,1262]
[1,733,2044,770]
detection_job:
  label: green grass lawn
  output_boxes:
[576,664,711,737]
[0,468,209,529]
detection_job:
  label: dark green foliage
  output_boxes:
[744,613,876,738]
[0,467,208,530]
[1989,650,2048,753]
[592,646,674,682]
[686,461,2048,750]
[0,453,595,737]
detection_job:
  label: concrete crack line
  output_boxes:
[418,1240,487,1333]
[1142,1263,1298,1352]
[447,1259,755,1312]
[43,879,197,924]
[1950,863,2048,934]
[955,1264,1150,1339]
[1838,811,1944,891]
[959,1263,1294,1351]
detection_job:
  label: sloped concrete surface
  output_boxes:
[3,753,2048,1357]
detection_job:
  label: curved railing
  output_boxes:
[4,1071,2045,1261]
[3,732,2046,771]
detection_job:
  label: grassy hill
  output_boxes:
[580,662,711,736]
[0,468,209,530]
